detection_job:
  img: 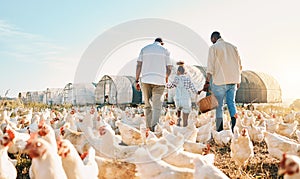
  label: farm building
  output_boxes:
[45,88,64,105]
[236,71,282,103]
[25,91,45,103]
[95,75,142,105]
[62,83,96,106]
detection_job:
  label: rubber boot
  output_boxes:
[231,117,236,133]
[177,110,181,126]
[177,118,181,126]
[183,113,189,127]
[216,118,223,132]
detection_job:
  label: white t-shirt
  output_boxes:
[138,42,171,85]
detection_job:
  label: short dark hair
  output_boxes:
[177,66,185,74]
[155,38,163,43]
[211,31,221,39]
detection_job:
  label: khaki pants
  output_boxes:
[141,83,165,129]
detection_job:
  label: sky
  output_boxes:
[0,0,299,103]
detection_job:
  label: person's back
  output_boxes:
[174,74,192,100]
[208,37,241,85]
[136,38,172,131]
[139,42,170,85]
[205,31,242,132]
[167,65,200,127]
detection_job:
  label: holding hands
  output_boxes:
[135,80,141,91]
[203,81,210,92]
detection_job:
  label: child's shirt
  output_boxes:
[167,75,198,94]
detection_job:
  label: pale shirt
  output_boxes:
[138,42,171,85]
[207,38,242,85]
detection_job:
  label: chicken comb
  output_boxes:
[257,114,261,120]
[56,137,63,148]
[27,133,38,143]
[202,144,211,155]
[280,153,287,169]
[6,129,15,140]
[241,128,247,136]
[145,128,150,138]
[207,143,211,151]
[38,119,45,129]
[80,151,89,160]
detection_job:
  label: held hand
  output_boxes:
[136,83,141,91]
[203,83,210,92]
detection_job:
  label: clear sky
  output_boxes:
[0,0,299,102]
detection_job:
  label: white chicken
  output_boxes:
[242,110,256,126]
[283,112,296,123]
[57,139,98,179]
[79,122,138,160]
[246,122,266,143]
[160,129,213,169]
[212,129,233,146]
[5,127,30,154]
[278,153,300,179]
[134,145,194,179]
[230,127,254,167]
[115,120,143,145]
[37,119,58,152]
[194,157,229,179]
[25,134,67,179]
[183,141,210,155]
[95,156,136,179]
[60,124,89,154]
[296,130,300,143]
[263,131,300,159]
[195,113,212,128]
[64,110,78,131]
[196,121,212,143]
[276,121,298,137]
[172,120,198,142]
[265,115,281,133]
[0,129,17,179]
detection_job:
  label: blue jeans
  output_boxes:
[211,83,237,119]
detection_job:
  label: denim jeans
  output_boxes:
[141,83,165,129]
[211,83,237,119]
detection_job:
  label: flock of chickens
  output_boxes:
[0,104,300,179]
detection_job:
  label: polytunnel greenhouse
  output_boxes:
[44,88,64,105]
[95,75,142,105]
[62,83,96,105]
[236,71,282,103]
[25,91,45,103]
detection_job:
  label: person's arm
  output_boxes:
[165,48,172,82]
[204,46,215,92]
[136,61,142,82]
[166,76,178,89]
[166,65,172,82]
[235,46,242,88]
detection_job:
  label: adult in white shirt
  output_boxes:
[203,31,242,132]
[136,38,172,131]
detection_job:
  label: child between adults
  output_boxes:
[166,66,201,127]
